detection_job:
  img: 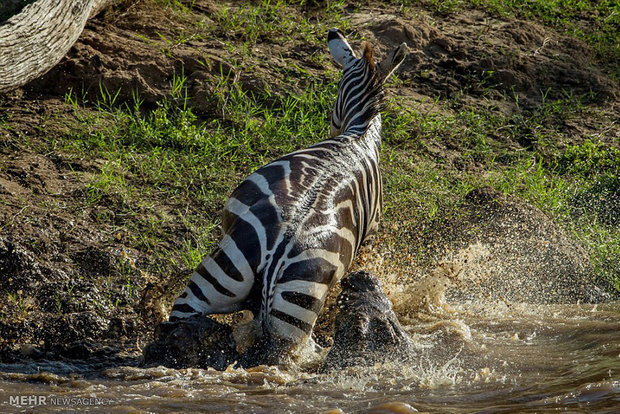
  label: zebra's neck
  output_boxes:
[338,113,382,150]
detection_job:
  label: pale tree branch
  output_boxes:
[0,0,116,93]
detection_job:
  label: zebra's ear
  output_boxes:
[377,42,409,82]
[328,28,357,68]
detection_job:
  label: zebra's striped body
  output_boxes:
[170,29,407,354]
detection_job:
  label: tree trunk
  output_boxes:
[0,0,114,93]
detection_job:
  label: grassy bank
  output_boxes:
[0,0,618,349]
[85,1,620,286]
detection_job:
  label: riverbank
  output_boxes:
[1,0,618,361]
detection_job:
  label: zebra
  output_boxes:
[169,28,408,363]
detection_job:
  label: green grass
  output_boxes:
[154,0,349,47]
[57,73,336,279]
[54,80,619,291]
[393,88,618,281]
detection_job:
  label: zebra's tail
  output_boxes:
[258,264,283,339]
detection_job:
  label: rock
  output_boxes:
[142,315,239,370]
[367,402,419,413]
[323,271,414,370]
[45,312,111,344]
[143,316,298,369]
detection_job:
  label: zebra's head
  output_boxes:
[327,28,408,137]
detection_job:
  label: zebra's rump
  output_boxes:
[218,137,381,338]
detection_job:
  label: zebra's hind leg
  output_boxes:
[239,279,328,366]
[169,243,255,321]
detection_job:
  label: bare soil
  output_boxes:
[0,0,617,365]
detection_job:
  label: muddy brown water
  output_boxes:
[0,298,618,413]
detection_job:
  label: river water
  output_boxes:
[1,241,619,413]
[1,297,618,413]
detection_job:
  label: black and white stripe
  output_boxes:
[170,29,408,346]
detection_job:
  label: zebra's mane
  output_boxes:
[362,42,385,114]
[363,42,376,72]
